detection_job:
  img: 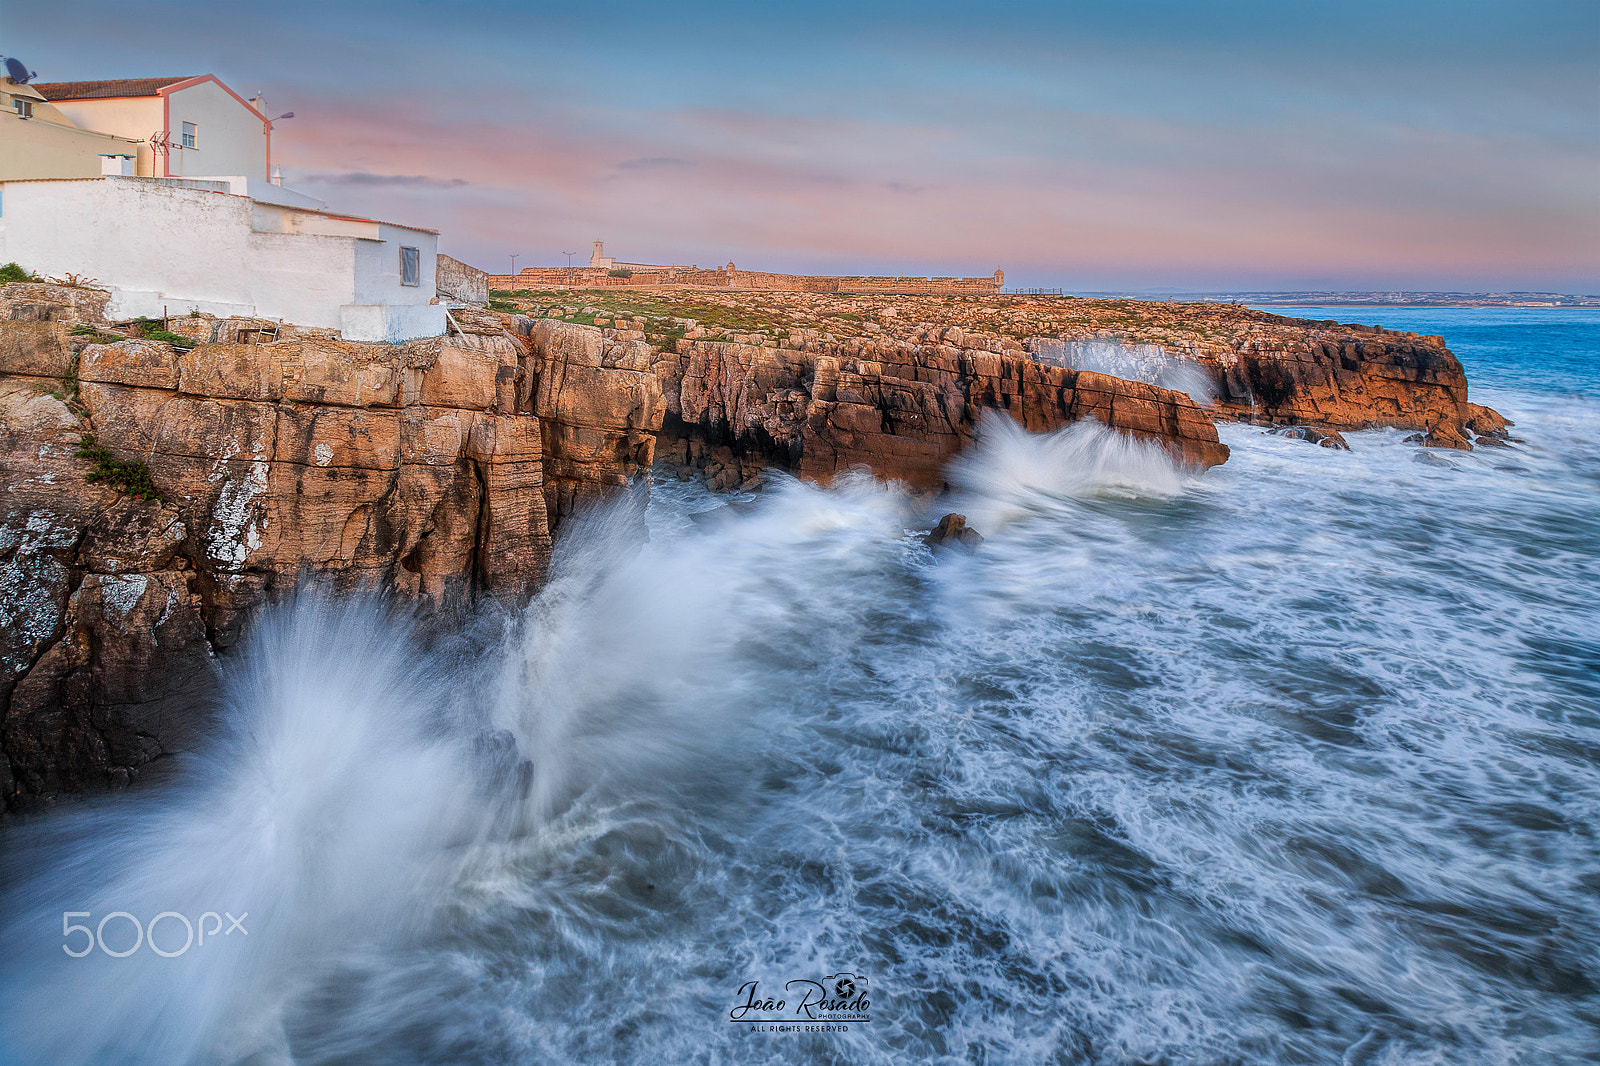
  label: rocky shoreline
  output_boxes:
[0,284,1506,810]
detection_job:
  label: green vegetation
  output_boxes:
[487,299,520,313]
[69,324,127,344]
[132,317,194,349]
[607,269,634,279]
[515,289,794,334]
[46,350,87,416]
[0,262,43,284]
[74,434,160,501]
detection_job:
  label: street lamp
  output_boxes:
[509,253,521,275]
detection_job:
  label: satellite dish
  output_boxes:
[4,57,36,85]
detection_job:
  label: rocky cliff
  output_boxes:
[2,283,1499,810]
[0,289,656,809]
[507,290,1508,450]
[649,331,1226,491]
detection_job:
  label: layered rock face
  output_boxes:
[1193,322,1486,448]
[518,291,1506,451]
[0,291,658,809]
[648,332,1228,491]
[4,284,1496,809]
[525,319,664,520]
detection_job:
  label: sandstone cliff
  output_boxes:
[510,290,1507,450]
[646,332,1226,491]
[0,290,656,808]
[2,283,1497,810]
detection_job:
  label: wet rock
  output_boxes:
[1423,422,1472,450]
[1209,326,1502,449]
[1412,450,1457,469]
[653,335,1228,491]
[923,513,984,549]
[1464,402,1514,438]
[3,298,658,809]
[1268,426,1350,450]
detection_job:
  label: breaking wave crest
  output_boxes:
[1,352,1596,1065]
[943,413,1187,532]
[1029,338,1218,404]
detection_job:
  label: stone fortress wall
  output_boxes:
[490,240,1004,295]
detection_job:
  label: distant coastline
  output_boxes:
[1078,291,1600,309]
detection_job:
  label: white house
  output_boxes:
[1,71,447,342]
[32,75,278,181]
[0,176,444,342]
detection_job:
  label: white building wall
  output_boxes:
[164,81,266,180]
[186,175,325,210]
[45,97,164,176]
[0,177,443,341]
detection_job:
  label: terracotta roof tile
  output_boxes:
[32,77,196,101]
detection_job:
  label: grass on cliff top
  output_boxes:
[487,287,1285,349]
[505,289,798,335]
[130,317,195,349]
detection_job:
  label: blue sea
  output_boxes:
[1,308,1595,1064]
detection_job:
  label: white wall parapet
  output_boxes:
[0,176,442,342]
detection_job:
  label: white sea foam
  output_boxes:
[1030,338,1219,404]
[1,359,1596,1064]
[941,412,1186,532]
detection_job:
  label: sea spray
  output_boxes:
[0,338,1596,1066]
[0,592,480,1063]
[1029,338,1219,404]
[942,413,1188,533]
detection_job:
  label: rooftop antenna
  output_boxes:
[4,57,37,84]
[563,250,579,268]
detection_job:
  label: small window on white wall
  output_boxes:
[181,122,196,148]
[13,97,32,118]
[400,246,420,287]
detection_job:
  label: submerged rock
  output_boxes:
[923,513,984,549]
[1268,425,1350,450]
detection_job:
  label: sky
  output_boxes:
[5,0,1597,292]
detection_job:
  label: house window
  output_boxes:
[181,121,196,148]
[400,246,420,287]
[12,97,32,118]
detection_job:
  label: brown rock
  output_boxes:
[530,321,664,519]
[1268,426,1350,450]
[923,513,983,549]
[0,299,576,809]
[652,334,1227,491]
[79,339,180,390]
[1465,402,1514,439]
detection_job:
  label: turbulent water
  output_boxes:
[1,308,1596,1064]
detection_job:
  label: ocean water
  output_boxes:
[0,308,1596,1065]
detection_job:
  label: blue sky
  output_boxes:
[6,0,1596,290]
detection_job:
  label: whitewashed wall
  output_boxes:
[0,177,444,341]
[165,81,266,180]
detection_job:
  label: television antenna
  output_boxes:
[562,250,579,268]
[3,57,37,84]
